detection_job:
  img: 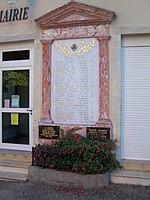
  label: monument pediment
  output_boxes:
[35,1,115,29]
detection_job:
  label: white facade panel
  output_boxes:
[122,35,150,47]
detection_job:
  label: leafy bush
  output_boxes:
[32,128,121,174]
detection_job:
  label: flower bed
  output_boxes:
[29,128,121,188]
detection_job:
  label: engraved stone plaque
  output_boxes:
[51,38,99,125]
[39,125,60,139]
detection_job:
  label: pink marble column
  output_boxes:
[41,41,52,122]
[97,37,111,126]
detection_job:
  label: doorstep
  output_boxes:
[0,149,32,182]
[0,171,28,182]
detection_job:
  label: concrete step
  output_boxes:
[0,160,30,174]
[122,162,150,172]
[0,149,32,163]
[0,171,28,182]
[0,160,30,168]
[0,149,32,182]
[110,170,150,186]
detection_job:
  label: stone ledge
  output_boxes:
[28,166,109,189]
[110,170,150,186]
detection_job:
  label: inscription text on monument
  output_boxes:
[51,38,99,125]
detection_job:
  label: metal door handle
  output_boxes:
[26,109,33,112]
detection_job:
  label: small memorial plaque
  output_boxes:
[39,125,60,139]
[86,127,110,139]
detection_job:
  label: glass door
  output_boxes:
[0,69,32,150]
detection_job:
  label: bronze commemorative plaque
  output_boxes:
[86,127,110,139]
[39,125,60,139]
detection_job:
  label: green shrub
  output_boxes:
[32,128,121,174]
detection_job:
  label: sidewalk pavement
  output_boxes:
[0,181,149,200]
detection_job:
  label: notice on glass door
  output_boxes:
[11,95,20,108]
[4,99,10,108]
[11,113,19,125]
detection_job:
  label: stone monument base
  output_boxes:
[28,166,110,189]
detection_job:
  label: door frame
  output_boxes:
[0,43,33,151]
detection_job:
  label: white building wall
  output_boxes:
[0,0,150,161]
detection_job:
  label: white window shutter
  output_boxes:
[123,46,150,161]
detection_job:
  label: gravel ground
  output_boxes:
[0,181,149,200]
